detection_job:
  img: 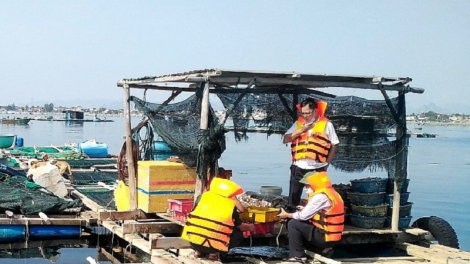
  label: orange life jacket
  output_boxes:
[291,117,332,162]
[181,178,243,252]
[309,187,344,242]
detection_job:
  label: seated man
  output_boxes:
[278,171,344,262]
[181,177,254,261]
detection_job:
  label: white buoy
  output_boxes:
[39,212,51,224]
[86,256,98,264]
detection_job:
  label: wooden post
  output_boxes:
[123,84,137,210]
[194,82,210,200]
[392,91,407,230]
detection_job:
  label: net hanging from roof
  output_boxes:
[131,90,404,181]
[131,92,226,179]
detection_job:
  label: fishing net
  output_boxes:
[131,92,225,179]
[333,135,396,173]
[65,159,117,169]
[72,171,118,185]
[0,176,83,215]
[130,89,405,183]
[217,93,398,138]
[76,188,115,210]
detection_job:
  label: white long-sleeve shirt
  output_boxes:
[292,193,331,221]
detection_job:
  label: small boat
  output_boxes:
[0,134,16,149]
[1,118,31,125]
[416,132,437,138]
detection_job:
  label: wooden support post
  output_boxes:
[123,84,137,211]
[194,82,210,201]
[392,91,408,230]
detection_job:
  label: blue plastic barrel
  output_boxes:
[0,225,26,243]
[16,137,24,147]
[153,141,174,160]
[29,225,81,239]
[78,141,109,158]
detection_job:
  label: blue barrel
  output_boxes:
[16,137,24,147]
[0,225,26,243]
[78,141,109,158]
[153,141,174,160]
[29,225,81,239]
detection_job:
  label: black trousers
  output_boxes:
[287,219,335,258]
[288,165,326,209]
[190,228,244,258]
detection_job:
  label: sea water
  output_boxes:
[1,117,469,263]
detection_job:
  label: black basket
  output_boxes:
[386,179,410,194]
[351,178,387,193]
[349,214,386,229]
[384,216,412,229]
[333,184,352,201]
[351,204,388,217]
[387,202,413,217]
[385,192,410,206]
[347,192,385,206]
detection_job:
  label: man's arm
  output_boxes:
[326,144,338,165]
[283,123,313,143]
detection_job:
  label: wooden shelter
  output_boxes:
[117,68,423,231]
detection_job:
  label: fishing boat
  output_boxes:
[0,134,16,149]
[1,118,31,125]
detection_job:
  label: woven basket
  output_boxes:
[351,178,387,193]
[347,192,385,206]
[386,179,410,194]
[384,216,412,229]
[387,202,413,217]
[350,204,388,217]
[385,192,410,206]
[349,214,386,229]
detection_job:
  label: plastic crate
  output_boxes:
[168,198,194,213]
[240,207,280,223]
[243,222,275,236]
[168,198,194,222]
[171,210,190,222]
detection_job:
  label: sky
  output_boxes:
[1,1,469,114]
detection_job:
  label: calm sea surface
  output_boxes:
[1,116,469,263]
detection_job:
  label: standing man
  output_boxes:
[278,171,344,261]
[283,97,339,211]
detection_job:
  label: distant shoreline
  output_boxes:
[408,121,470,127]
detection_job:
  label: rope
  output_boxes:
[117,140,139,183]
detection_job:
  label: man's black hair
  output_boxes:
[300,97,318,110]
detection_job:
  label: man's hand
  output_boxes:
[277,208,293,219]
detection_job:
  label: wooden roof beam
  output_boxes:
[119,79,424,94]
